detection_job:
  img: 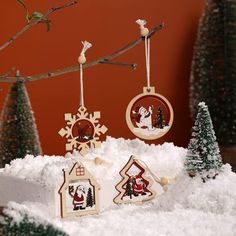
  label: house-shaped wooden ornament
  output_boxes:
[58,162,100,218]
[114,155,156,204]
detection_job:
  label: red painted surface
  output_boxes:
[0,0,205,155]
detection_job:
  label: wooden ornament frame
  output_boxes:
[58,106,108,156]
[114,155,156,204]
[58,162,100,218]
[126,87,174,140]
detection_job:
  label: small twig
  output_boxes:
[0,23,164,82]
[101,61,137,69]
[0,117,17,123]
[0,68,15,91]
[0,1,78,52]
[1,67,15,78]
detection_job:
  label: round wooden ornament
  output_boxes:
[126,86,174,140]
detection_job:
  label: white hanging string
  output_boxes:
[80,63,84,107]
[133,157,170,192]
[80,40,92,57]
[78,40,92,107]
[136,19,147,29]
[136,19,151,89]
[145,36,151,89]
[133,158,161,183]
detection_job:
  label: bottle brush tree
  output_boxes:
[0,79,42,167]
[185,102,223,180]
[185,153,204,178]
[0,211,68,236]
[190,0,236,168]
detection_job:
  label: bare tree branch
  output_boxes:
[101,61,137,69]
[0,1,78,52]
[0,23,164,83]
[0,67,15,78]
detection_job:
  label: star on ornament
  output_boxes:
[59,106,108,156]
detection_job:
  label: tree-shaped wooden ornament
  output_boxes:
[58,162,100,218]
[114,155,156,204]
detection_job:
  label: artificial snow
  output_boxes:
[2,136,186,188]
[1,136,236,236]
[133,126,170,139]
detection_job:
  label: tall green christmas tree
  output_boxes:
[185,102,223,179]
[0,79,42,167]
[185,153,204,177]
[190,1,236,160]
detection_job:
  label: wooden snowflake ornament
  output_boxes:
[58,106,108,156]
[58,162,100,218]
[114,155,156,204]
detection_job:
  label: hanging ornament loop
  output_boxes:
[136,19,151,89]
[78,41,92,108]
[136,19,149,37]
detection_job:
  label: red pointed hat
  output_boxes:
[135,175,142,180]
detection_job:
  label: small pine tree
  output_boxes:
[125,179,133,199]
[185,153,204,177]
[185,102,223,180]
[0,213,68,236]
[157,107,164,129]
[86,187,94,207]
[0,80,42,167]
[154,107,165,128]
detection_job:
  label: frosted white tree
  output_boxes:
[185,102,223,180]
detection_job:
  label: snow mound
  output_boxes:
[2,155,76,188]
[157,164,236,216]
[2,137,236,235]
[2,136,186,187]
[4,200,236,236]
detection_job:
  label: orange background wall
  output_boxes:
[0,0,204,155]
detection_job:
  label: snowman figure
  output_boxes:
[69,185,86,211]
[132,106,155,131]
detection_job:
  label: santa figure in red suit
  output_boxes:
[132,106,155,131]
[132,175,147,196]
[69,185,86,210]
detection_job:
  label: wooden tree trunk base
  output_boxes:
[220,146,236,172]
